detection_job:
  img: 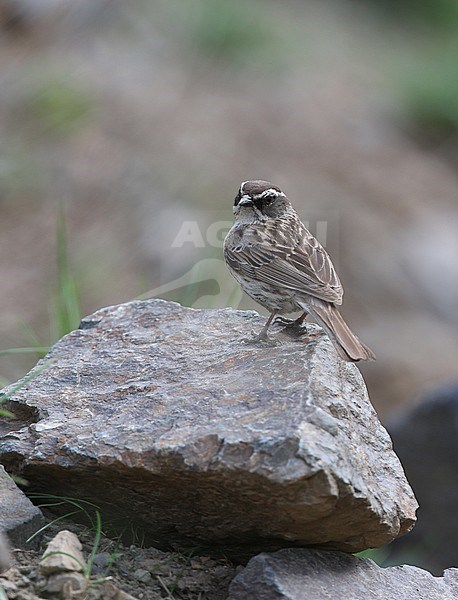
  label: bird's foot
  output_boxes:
[273,316,296,327]
[281,323,308,338]
[278,315,308,338]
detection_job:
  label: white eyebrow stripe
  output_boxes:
[252,189,286,200]
[240,181,250,194]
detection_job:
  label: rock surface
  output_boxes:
[387,383,458,575]
[0,300,417,556]
[0,465,44,548]
[228,548,458,600]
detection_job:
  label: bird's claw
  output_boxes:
[251,332,269,342]
[281,323,308,338]
[242,329,277,345]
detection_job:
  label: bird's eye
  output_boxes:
[263,194,274,204]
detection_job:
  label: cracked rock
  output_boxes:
[0,300,417,557]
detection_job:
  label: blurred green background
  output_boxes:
[0,0,457,573]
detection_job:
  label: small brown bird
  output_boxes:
[223,180,375,362]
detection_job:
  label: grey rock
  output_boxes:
[45,572,86,596]
[91,551,112,574]
[0,465,44,549]
[0,578,17,593]
[138,558,160,573]
[387,383,458,575]
[0,300,417,557]
[133,568,151,583]
[228,548,458,600]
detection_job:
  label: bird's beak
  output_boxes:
[238,196,253,207]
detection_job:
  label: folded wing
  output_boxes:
[224,224,343,305]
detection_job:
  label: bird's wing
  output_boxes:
[225,223,343,304]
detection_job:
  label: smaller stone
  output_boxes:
[91,551,112,574]
[139,558,162,574]
[39,530,86,574]
[133,568,151,583]
[45,572,86,595]
[138,559,168,575]
[138,559,157,572]
[18,565,32,575]
[0,579,17,592]
[176,573,212,592]
[100,581,139,600]
[14,575,30,588]
[213,565,232,578]
[1,567,19,580]
[118,564,130,576]
[202,558,217,568]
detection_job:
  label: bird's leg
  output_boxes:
[251,310,278,342]
[293,311,308,326]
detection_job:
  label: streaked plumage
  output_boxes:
[223,180,375,362]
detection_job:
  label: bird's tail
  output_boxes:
[305,302,376,362]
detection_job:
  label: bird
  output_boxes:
[223,180,375,362]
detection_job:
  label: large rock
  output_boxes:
[386,383,458,575]
[0,465,44,549]
[228,548,458,599]
[0,300,417,557]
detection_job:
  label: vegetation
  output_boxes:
[400,47,458,146]
[367,0,458,153]
[0,208,80,387]
[30,80,92,136]
[30,496,105,581]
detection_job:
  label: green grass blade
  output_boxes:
[0,347,50,357]
[85,510,103,577]
[0,359,53,403]
[26,510,82,544]
[53,204,81,339]
[0,409,14,417]
[29,494,101,530]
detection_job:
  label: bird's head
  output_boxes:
[233,180,291,221]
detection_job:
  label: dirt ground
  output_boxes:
[1,516,238,600]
